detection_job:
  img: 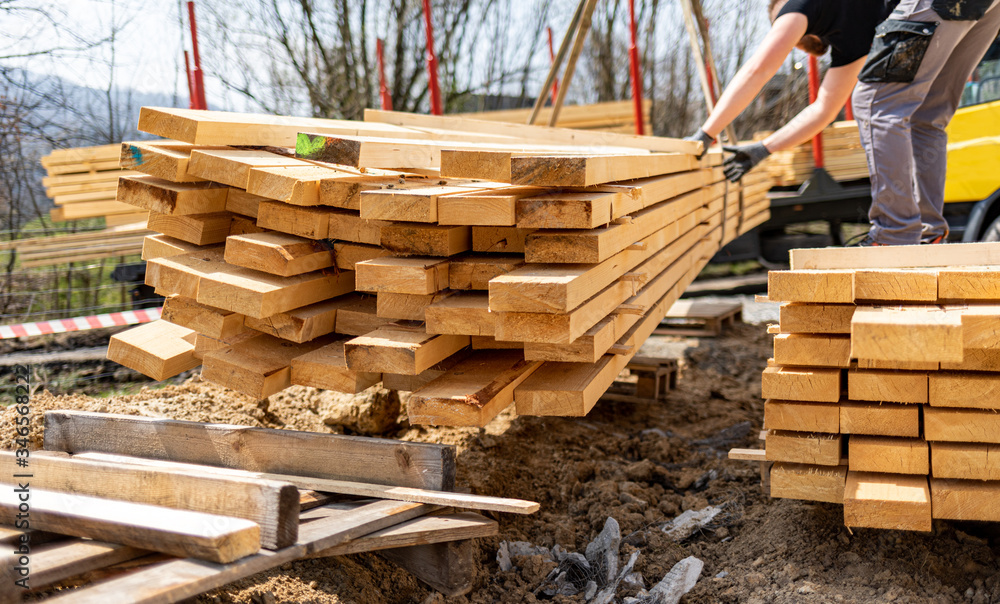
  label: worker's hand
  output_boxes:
[723,143,771,182]
[684,129,715,160]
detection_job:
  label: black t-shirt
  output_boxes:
[778,0,899,67]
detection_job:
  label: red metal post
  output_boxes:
[547,27,560,105]
[184,51,196,110]
[703,19,717,105]
[377,38,393,111]
[422,0,443,116]
[627,0,645,135]
[808,54,824,168]
[187,1,207,110]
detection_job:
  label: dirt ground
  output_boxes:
[4,322,1000,603]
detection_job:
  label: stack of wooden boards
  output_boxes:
[41,145,145,225]
[759,242,1000,532]
[763,121,868,186]
[105,106,771,428]
[3,411,534,602]
[1,223,152,269]
[459,99,653,135]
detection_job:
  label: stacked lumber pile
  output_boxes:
[759,242,1000,532]
[41,145,145,225]
[106,106,770,428]
[459,99,653,134]
[2,411,532,601]
[1,223,151,268]
[763,121,868,186]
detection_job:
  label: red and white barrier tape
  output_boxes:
[0,307,162,339]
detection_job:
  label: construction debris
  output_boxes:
[746,241,1000,530]
[107,106,771,428]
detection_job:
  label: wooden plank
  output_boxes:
[377,291,453,321]
[355,257,450,295]
[145,247,229,299]
[855,358,940,370]
[847,369,928,404]
[767,270,854,304]
[345,325,469,375]
[243,298,342,343]
[408,350,541,427]
[772,333,851,368]
[931,479,1000,522]
[330,241,391,271]
[381,540,475,597]
[202,334,333,399]
[224,232,333,277]
[959,305,1000,348]
[844,471,932,532]
[120,141,213,183]
[438,187,540,226]
[290,340,381,393]
[118,175,229,215]
[848,436,929,475]
[24,539,149,592]
[0,488,260,563]
[760,366,841,403]
[331,294,389,335]
[226,188,265,218]
[380,224,471,257]
[44,410,456,490]
[196,265,355,320]
[929,371,1000,409]
[359,180,501,223]
[942,347,1000,371]
[364,108,701,154]
[790,241,1000,270]
[924,406,1000,443]
[839,401,921,437]
[162,295,248,340]
[763,400,839,433]
[256,200,337,240]
[0,451,298,550]
[147,211,232,246]
[449,254,524,290]
[247,165,391,207]
[308,511,497,558]
[764,430,842,466]
[770,462,847,504]
[938,268,1000,301]
[440,151,698,187]
[188,149,309,188]
[515,190,621,229]
[107,321,199,381]
[523,188,706,264]
[852,269,939,302]
[472,226,532,254]
[929,442,1000,480]
[53,200,140,220]
[425,292,492,337]
[43,499,432,604]
[728,448,766,461]
[851,306,963,363]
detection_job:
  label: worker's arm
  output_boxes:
[700,13,807,138]
[761,56,866,152]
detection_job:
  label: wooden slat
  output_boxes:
[931,479,1000,522]
[43,410,457,490]
[107,321,199,381]
[0,488,260,563]
[848,436,929,475]
[772,333,851,368]
[839,401,921,437]
[290,339,382,393]
[425,292,492,337]
[243,298,341,343]
[848,369,928,404]
[844,472,932,532]
[924,407,1000,443]
[778,303,855,334]
[345,325,469,375]
[161,295,248,340]
[929,371,1000,409]
[763,400,839,433]
[118,175,228,215]
[767,270,854,304]
[790,241,1000,270]
[930,442,1000,480]
[380,223,471,257]
[851,306,963,363]
[760,366,841,403]
[764,431,843,466]
[201,334,333,399]
[147,211,233,246]
[309,511,497,557]
[770,462,847,504]
[355,257,450,295]
[195,264,355,320]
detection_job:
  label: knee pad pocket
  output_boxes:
[859,20,938,84]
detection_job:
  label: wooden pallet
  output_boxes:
[654,299,743,337]
[601,356,679,403]
[1,411,538,602]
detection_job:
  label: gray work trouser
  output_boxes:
[853,0,1000,245]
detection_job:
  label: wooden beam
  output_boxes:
[853,269,938,302]
[851,306,963,364]
[924,406,1000,443]
[120,141,214,183]
[847,369,928,404]
[0,451,298,550]
[770,462,847,504]
[839,401,921,437]
[763,400,839,433]
[760,366,842,403]
[224,232,332,277]
[764,430,843,466]
[772,333,851,368]
[162,295,248,340]
[255,200,337,240]
[929,371,1000,409]
[931,479,1000,522]
[147,211,232,246]
[0,487,260,564]
[380,223,471,257]
[449,254,524,290]
[844,472,932,532]
[202,334,333,399]
[848,436,929,475]
[226,188,266,218]
[790,241,1000,270]
[930,442,1000,480]
[290,339,381,393]
[767,270,854,304]
[107,321,199,381]
[778,303,855,334]
[425,292,493,337]
[408,350,541,427]
[345,325,469,375]
[377,291,453,321]
[187,148,310,188]
[44,410,457,490]
[438,187,540,226]
[195,265,355,320]
[355,257,450,295]
[118,175,228,215]
[360,180,499,223]
[381,540,476,597]
[145,247,229,299]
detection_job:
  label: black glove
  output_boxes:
[684,129,715,160]
[723,142,771,182]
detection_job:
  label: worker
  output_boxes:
[686,0,896,184]
[852,1,1000,245]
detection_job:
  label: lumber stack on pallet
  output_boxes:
[458,99,653,135]
[3,411,532,602]
[756,242,1000,532]
[106,106,771,428]
[41,144,145,224]
[763,121,868,186]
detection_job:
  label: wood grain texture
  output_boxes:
[763,400,840,433]
[767,270,854,303]
[107,320,199,381]
[770,462,847,504]
[848,369,928,404]
[772,333,851,367]
[851,306,963,363]
[839,401,921,437]
[931,479,1000,522]
[760,366,842,403]
[844,472,932,532]
[848,436,929,475]
[924,406,1000,444]
[929,442,1000,480]
[765,430,843,466]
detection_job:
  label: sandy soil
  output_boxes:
[4,323,1000,603]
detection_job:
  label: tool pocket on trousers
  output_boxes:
[858,20,938,83]
[932,0,992,20]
